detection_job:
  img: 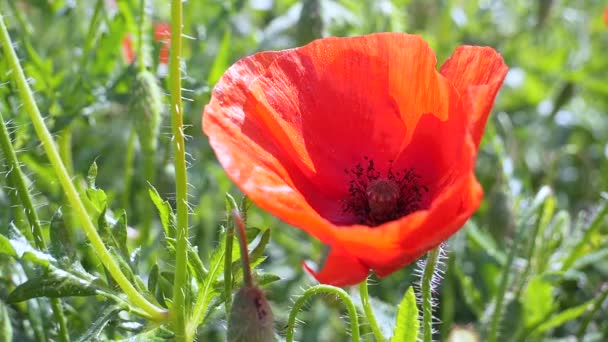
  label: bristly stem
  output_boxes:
[168,0,189,340]
[286,285,360,342]
[421,247,441,342]
[359,278,385,342]
[0,14,167,322]
[232,210,253,288]
[223,195,237,315]
[0,111,70,342]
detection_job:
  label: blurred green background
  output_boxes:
[1,0,607,341]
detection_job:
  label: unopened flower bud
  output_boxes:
[227,286,274,342]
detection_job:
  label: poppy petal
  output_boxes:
[303,247,369,287]
[203,51,343,243]
[439,46,508,146]
[245,33,450,194]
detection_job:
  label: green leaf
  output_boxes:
[522,275,557,328]
[7,268,99,303]
[85,162,107,212]
[49,209,76,260]
[207,28,232,86]
[530,300,594,336]
[110,210,129,258]
[148,185,175,238]
[391,287,419,342]
[148,264,159,294]
[76,305,122,342]
[0,223,54,266]
[0,235,16,258]
[86,161,98,188]
[121,326,174,341]
[0,301,12,342]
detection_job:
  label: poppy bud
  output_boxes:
[227,286,274,342]
[129,70,162,157]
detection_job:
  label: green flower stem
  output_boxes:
[286,285,360,342]
[122,130,136,211]
[0,14,167,322]
[223,196,237,316]
[359,279,385,342]
[137,0,147,72]
[168,0,189,340]
[421,247,441,342]
[232,210,253,288]
[0,111,70,342]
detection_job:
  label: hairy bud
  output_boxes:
[227,286,274,342]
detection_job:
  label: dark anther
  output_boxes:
[343,158,427,226]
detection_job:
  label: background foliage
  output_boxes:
[0,0,607,341]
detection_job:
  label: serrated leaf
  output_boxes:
[0,301,12,342]
[522,275,556,328]
[188,248,207,285]
[76,305,122,342]
[148,185,175,238]
[391,287,419,342]
[7,268,98,303]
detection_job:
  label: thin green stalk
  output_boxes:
[223,219,234,313]
[0,111,44,247]
[0,14,167,321]
[122,130,136,211]
[168,0,189,339]
[286,285,360,342]
[359,279,385,342]
[421,247,440,342]
[232,210,253,288]
[137,0,147,72]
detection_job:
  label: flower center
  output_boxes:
[366,178,400,222]
[343,157,427,226]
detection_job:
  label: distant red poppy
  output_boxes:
[154,22,171,65]
[122,34,135,64]
[203,33,507,286]
[120,22,171,65]
[604,7,608,27]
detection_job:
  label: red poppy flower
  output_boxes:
[154,22,171,65]
[202,33,507,286]
[120,23,171,65]
[121,34,135,64]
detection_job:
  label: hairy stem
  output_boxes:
[0,14,166,321]
[168,0,189,339]
[286,285,359,342]
[0,112,70,342]
[232,210,253,288]
[421,247,441,342]
[359,279,385,342]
